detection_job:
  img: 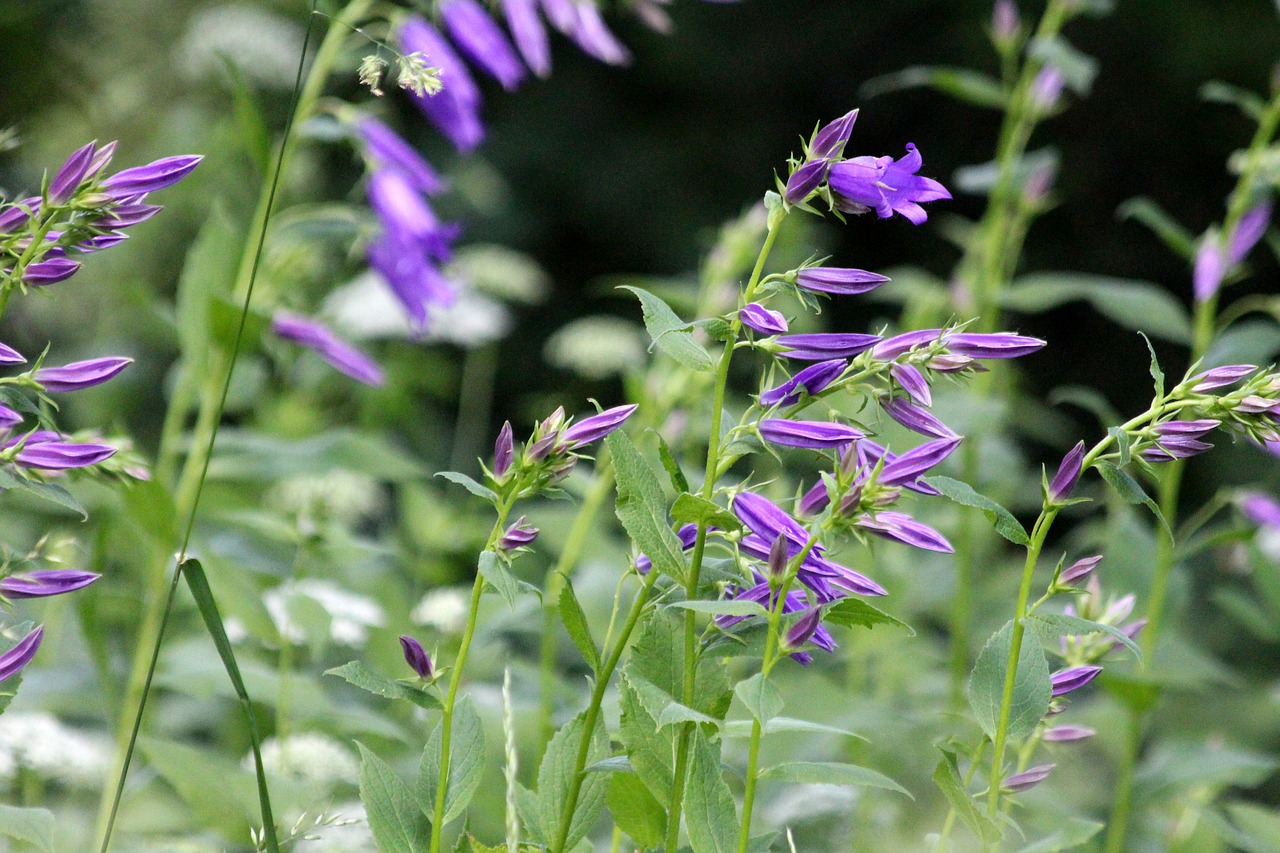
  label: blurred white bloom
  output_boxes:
[764,782,857,825]
[324,271,416,340]
[264,579,385,646]
[1258,525,1280,561]
[411,586,471,634]
[0,712,111,786]
[268,470,383,528]
[424,290,512,348]
[294,802,373,853]
[177,4,305,89]
[246,732,358,786]
[447,244,550,304]
[545,316,648,378]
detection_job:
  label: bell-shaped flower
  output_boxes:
[503,0,551,77]
[23,258,81,286]
[1002,763,1054,793]
[759,419,862,450]
[499,517,539,550]
[356,116,445,196]
[0,342,25,365]
[49,141,97,205]
[809,109,858,160]
[776,332,880,361]
[399,635,434,679]
[945,332,1046,359]
[493,421,515,479]
[102,155,202,198]
[783,159,829,205]
[794,266,889,296]
[1050,665,1102,696]
[879,436,962,486]
[11,438,116,470]
[562,404,638,447]
[1191,364,1255,392]
[441,0,528,90]
[740,303,787,336]
[828,143,951,225]
[1047,441,1085,503]
[890,363,930,407]
[881,397,957,439]
[759,360,845,408]
[399,16,485,152]
[856,510,953,553]
[271,312,385,387]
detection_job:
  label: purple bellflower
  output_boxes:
[562,404,638,447]
[720,573,837,665]
[1057,555,1102,587]
[1230,202,1272,266]
[794,267,890,296]
[367,170,457,260]
[856,510,953,552]
[1193,237,1226,303]
[0,198,38,234]
[810,109,858,160]
[0,570,100,599]
[776,332,880,361]
[759,419,862,450]
[0,626,42,684]
[102,155,203,198]
[1048,441,1085,503]
[1003,764,1055,793]
[759,359,845,407]
[441,0,528,91]
[23,258,81,286]
[1241,492,1280,529]
[879,436,962,485]
[890,363,931,407]
[1050,665,1102,697]
[503,0,552,77]
[784,159,829,206]
[828,144,951,225]
[96,202,163,229]
[35,357,132,392]
[539,0,579,32]
[49,141,98,205]
[399,16,485,152]
[499,517,540,550]
[271,312,385,386]
[881,397,957,439]
[0,406,22,428]
[494,421,515,479]
[399,635,434,679]
[11,438,116,470]
[0,343,25,365]
[1191,363,1256,391]
[357,117,446,196]
[945,332,1046,359]
[1043,725,1096,743]
[872,328,947,360]
[569,2,632,65]
[740,303,788,336]
[853,439,941,495]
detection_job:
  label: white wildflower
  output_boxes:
[264,579,385,646]
[177,4,305,90]
[544,315,648,378]
[0,712,111,787]
[294,802,373,852]
[411,586,471,634]
[245,732,358,786]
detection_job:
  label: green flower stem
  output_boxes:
[664,208,786,853]
[549,569,658,853]
[431,504,513,853]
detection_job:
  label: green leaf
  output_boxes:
[684,729,738,853]
[435,471,498,502]
[761,761,911,796]
[0,806,54,852]
[11,477,87,518]
[559,578,600,672]
[177,203,240,368]
[1097,461,1172,539]
[933,749,1000,845]
[1213,801,1280,853]
[670,492,743,533]
[619,285,714,371]
[219,58,272,173]
[537,710,609,850]
[734,672,783,725]
[1004,273,1191,343]
[325,661,440,710]
[721,717,865,740]
[418,695,487,826]
[1117,196,1196,260]
[655,432,690,494]
[860,65,1008,109]
[619,677,677,803]
[824,598,915,636]
[359,743,429,853]
[1201,80,1267,121]
[628,611,732,720]
[606,431,687,584]
[140,737,258,838]
[607,772,667,848]
[666,599,769,619]
[628,673,718,730]
[1026,612,1143,663]
[479,550,521,611]
[1107,426,1132,467]
[924,476,1029,545]
[1135,741,1278,801]
[967,621,1052,744]
[1142,333,1165,397]
[1012,818,1104,853]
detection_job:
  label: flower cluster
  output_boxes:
[488,403,638,498]
[0,541,102,688]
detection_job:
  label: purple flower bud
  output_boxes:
[733,492,812,550]
[760,359,845,407]
[1116,618,1147,650]
[357,117,445,196]
[782,606,824,650]
[0,626,42,684]
[856,511,953,552]
[36,357,132,392]
[739,303,788,336]
[49,142,97,205]
[1241,492,1280,528]
[784,159,829,205]
[271,313,385,387]
[767,534,788,579]
[797,480,830,517]
[86,141,118,178]
[1139,435,1213,462]
[12,440,117,470]
[539,0,579,32]
[636,522,698,574]
[399,16,485,152]
[0,405,22,428]
[1153,419,1219,438]
[828,144,951,225]
[77,232,128,252]
[1048,441,1085,503]
[1229,202,1271,267]
[23,258,81,286]
[0,569,100,599]
[810,109,858,160]
[872,328,945,360]
[759,418,862,450]
[0,342,25,365]
[562,404,638,447]
[890,363,931,407]
[399,635,434,679]
[441,0,528,91]
[1050,665,1102,697]
[1002,763,1054,793]
[102,155,202,198]
[880,436,962,485]
[1101,593,1136,625]
[927,354,980,373]
[503,0,552,77]
[96,202,163,229]
[1043,725,1096,743]
[1193,237,1225,303]
[1031,66,1064,111]
[499,516,539,550]
[1058,555,1101,586]
[776,332,881,361]
[945,332,1046,359]
[881,397,957,439]
[1191,364,1256,391]
[0,198,39,234]
[992,0,1019,40]
[570,2,632,66]
[494,421,514,478]
[794,267,890,296]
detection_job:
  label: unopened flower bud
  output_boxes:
[1048,441,1085,503]
[494,421,514,479]
[499,516,539,550]
[1050,665,1102,696]
[399,635,433,679]
[767,534,788,579]
[1056,555,1100,588]
[1043,725,1095,743]
[1002,764,1054,793]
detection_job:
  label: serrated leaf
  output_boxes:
[670,492,743,533]
[734,673,783,725]
[620,285,713,371]
[628,673,717,730]
[627,611,732,720]
[435,471,498,502]
[721,717,865,740]
[924,476,1029,545]
[1117,196,1197,260]
[479,550,521,611]
[359,743,428,853]
[0,805,54,852]
[824,598,915,635]
[933,749,1000,845]
[619,677,677,803]
[684,729,738,853]
[558,578,600,672]
[607,772,667,848]
[666,599,769,618]
[538,711,608,850]
[761,762,911,797]
[607,431,687,584]
[655,432,690,494]
[1004,273,1191,343]
[325,661,440,710]
[861,65,1008,109]
[1026,612,1143,663]
[418,695,486,826]
[968,621,1052,744]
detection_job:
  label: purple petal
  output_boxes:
[103,155,202,197]
[503,0,552,77]
[784,159,829,205]
[795,266,890,296]
[494,421,514,478]
[810,109,858,160]
[569,2,631,65]
[946,332,1046,359]
[0,342,26,365]
[1003,763,1054,793]
[96,202,162,229]
[1050,665,1102,696]
[775,332,880,361]
[1048,441,1085,503]
[1193,238,1225,303]
[1058,555,1101,586]
[36,357,132,392]
[856,510,953,552]
[1228,202,1271,267]
[828,143,950,224]
[399,16,486,152]
[1191,364,1255,391]
[880,436,962,485]
[271,312,385,386]
[49,142,97,205]
[1043,725,1096,743]
[23,258,81,286]
[14,441,117,470]
[1,570,100,599]
[357,117,445,196]
[872,328,946,360]
[759,419,862,450]
[759,359,845,407]
[890,363,931,407]
[0,626,43,684]
[441,0,528,91]
[739,303,788,336]
[562,404,638,446]
[399,635,434,679]
[881,397,957,439]
[1241,492,1280,529]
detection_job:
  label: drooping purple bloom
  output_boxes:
[102,155,202,197]
[399,635,434,679]
[720,572,837,664]
[734,492,813,551]
[1058,555,1101,586]
[1228,202,1271,267]
[856,510,953,552]
[759,359,845,407]
[271,312,385,386]
[740,303,788,336]
[1193,237,1225,303]
[784,159,829,205]
[1241,492,1280,529]
[0,626,42,684]
[503,0,552,77]
[946,332,1046,359]
[1139,434,1213,462]
[36,357,132,392]
[759,419,862,450]
[399,16,485,152]
[367,170,455,260]
[890,363,931,407]
[49,141,98,205]
[1048,441,1085,503]
[810,109,858,160]
[794,267,890,296]
[12,440,117,470]
[1191,363,1255,391]
[494,421,514,478]
[1003,764,1055,793]
[0,342,25,365]
[1154,419,1219,438]
[367,232,459,328]
[569,2,632,66]
[881,397,957,439]
[356,116,445,196]
[879,436,962,486]
[562,404,638,446]
[499,516,540,549]
[853,439,941,495]
[636,522,698,574]
[1043,725,1096,743]
[23,258,81,286]
[441,0,528,91]
[1050,665,1102,696]
[776,332,880,361]
[827,143,951,225]
[0,570,100,599]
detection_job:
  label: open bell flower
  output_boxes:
[828,143,951,225]
[440,0,528,91]
[0,570,100,599]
